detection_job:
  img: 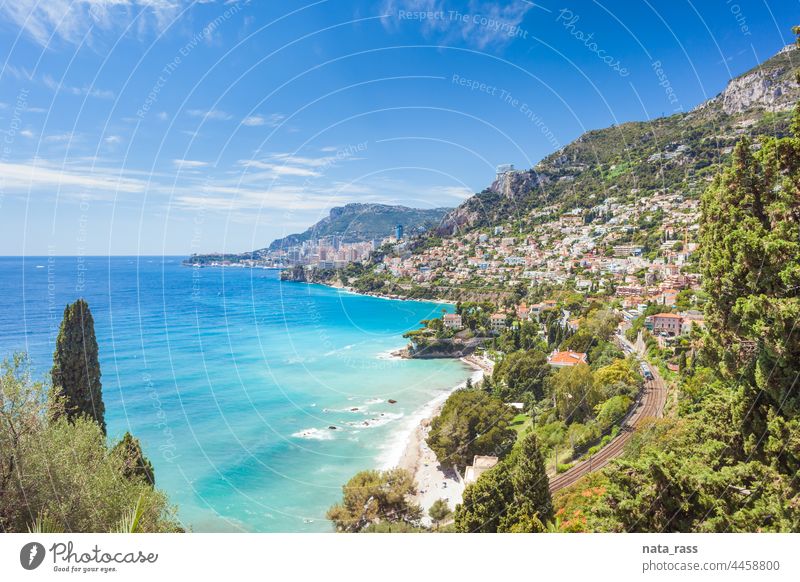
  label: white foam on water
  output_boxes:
[376,347,405,360]
[291,428,335,441]
[377,367,484,470]
[344,411,403,430]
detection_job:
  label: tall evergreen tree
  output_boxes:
[507,432,554,528]
[454,462,513,533]
[699,117,800,473]
[51,299,106,434]
[112,432,155,485]
[455,432,553,533]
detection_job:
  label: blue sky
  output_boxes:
[0,0,796,255]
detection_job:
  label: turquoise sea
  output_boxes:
[0,256,471,532]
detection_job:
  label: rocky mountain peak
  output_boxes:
[489,168,541,199]
[704,44,799,115]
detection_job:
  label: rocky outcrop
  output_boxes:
[696,44,800,116]
[436,168,544,235]
[279,265,308,282]
[722,67,798,114]
[405,337,488,359]
[489,169,540,199]
[436,203,482,235]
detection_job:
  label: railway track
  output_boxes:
[548,356,668,493]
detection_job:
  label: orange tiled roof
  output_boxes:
[547,351,588,366]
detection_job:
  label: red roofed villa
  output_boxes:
[547,350,588,367]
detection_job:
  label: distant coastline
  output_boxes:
[182,261,457,305]
[275,268,459,306]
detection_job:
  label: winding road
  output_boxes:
[548,334,668,493]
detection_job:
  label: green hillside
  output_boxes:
[439,44,799,234]
[267,203,450,250]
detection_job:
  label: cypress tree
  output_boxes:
[699,97,800,473]
[678,351,687,372]
[507,432,553,528]
[456,432,554,533]
[51,299,106,434]
[454,462,513,532]
[112,432,155,485]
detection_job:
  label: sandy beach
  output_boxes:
[395,355,493,526]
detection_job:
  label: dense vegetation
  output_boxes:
[326,468,421,532]
[553,90,800,533]
[426,390,516,471]
[454,432,553,532]
[0,355,177,532]
[0,300,177,533]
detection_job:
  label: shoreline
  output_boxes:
[186,262,457,305]
[390,355,493,523]
[327,282,456,306]
[299,277,457,306]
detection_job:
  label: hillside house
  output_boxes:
[464,455,499,485]
[547,350,588,367]
[645,313,683,336]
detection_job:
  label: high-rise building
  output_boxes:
[395,224,404,241]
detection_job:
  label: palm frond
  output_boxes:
[112,494,145,533]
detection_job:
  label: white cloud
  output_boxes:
[235,149,365,181]
[19,129,35,138]
[241,113,286,127]
[174,185,354,213]
[173,159,209,169]
[3,64,33,81]
[104,135,122,145]
[0,0,186,46]
[41,74,115,99]
[186,108,232,121]
[238,160,320,177]
[6,70,115,100]
[269,154,332,167]
[0,159,145,194]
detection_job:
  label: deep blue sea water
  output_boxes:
[0,256,470,532]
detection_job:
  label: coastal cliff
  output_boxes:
[279,265,309,282]
[403,336,488,359]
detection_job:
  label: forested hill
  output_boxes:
[437,44,800,235]
[267,203,450,250]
